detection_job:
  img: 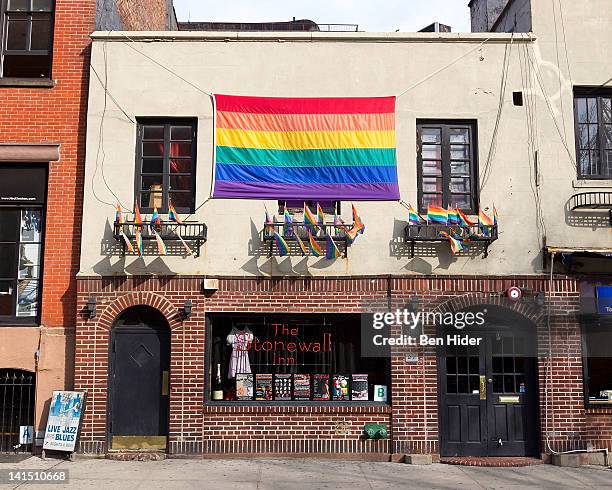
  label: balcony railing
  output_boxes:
[262,222,352,257]
[404,223,498,258]
[113,221,208,257]
[570,192,612,225]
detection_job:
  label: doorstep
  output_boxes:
[440,457,544,467]
[106,451,166,461]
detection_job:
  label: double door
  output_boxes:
[439,329,539,457]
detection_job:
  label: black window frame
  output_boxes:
[204,313,392,406]
[574,88,612,180]
[416,120,479,214]
[0,204,46,326]
[135,118,198,215]
[581,315,612,408]
[0,0,55,80]
[278,200,341,216]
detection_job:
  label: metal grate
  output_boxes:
[0,370,35,453]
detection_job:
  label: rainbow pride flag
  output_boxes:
[447,206,459,226]
[154,231,168,255]
[115,204,134,253]
[168,201,183,224]
[333,213,345,234]
[115,203,123,224]
[150,207,162,227]
[135,228,143,256]
[133,202,143,227]
[303,203,319,234]
[316,203,326,226]
[493,205,498,227]
[407,204,423,226]
[479,207,493,236]
[351,204,365,234]
[439,231,465,255]
[326,235,343,259]
[213,95,399,200]
[427,204,448,225]
[308,231,324,257]
[457,208,475,227]
[273,231,289,256]
[283,209,294,237]
[295,233,308,256]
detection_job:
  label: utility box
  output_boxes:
[363,424,388,439]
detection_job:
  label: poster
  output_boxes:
[351,374,368,401]
[236,373,254,401]
[293,374,311,401]
[255,374,273,401]
[274,374,292,401]
[332,375,350,401]
[43,391,84,452]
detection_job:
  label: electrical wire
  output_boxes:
[396,37,493,98]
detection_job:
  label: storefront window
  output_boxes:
[207,314,390,403]
[0,208,43,321]
[582,316,612,405]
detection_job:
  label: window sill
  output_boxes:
[573,179,612,189]
[202,402,391,414]
[0,321,40,327]
[0,78,56,88]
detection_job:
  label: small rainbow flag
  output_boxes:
[304,203,319,234]
[316,203,326,226]
[168,201,183,224]
[273,231,289,256]
[447,206,459,226]
[407,204,423,226]
[346,225,359,243]
[333,213,345,234]
[264,211,274,234]
[457,208,475,227]
[133,201,143,227]
[439,231,464,254]
[478,207,493,236]
[493,205,498,227]
[115,204,134,253]
[150,207,162,227]
[308,231,323,257]
[326,235,343,259]
[154,230,168,255]
[135,228,143,256]
[351,204,365,234]
[283,209,294,237]
[427,204,448,225]
[295,233,308,256]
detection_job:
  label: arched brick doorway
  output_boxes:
[108,305,170,451]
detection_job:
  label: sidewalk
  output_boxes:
[1,456,612,489]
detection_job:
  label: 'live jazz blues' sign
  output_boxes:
[596,286,612,315]
[43,391,84,452]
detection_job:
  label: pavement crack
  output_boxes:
[358,462,374,489]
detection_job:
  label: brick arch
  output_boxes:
[96,292,181,331]
[430,293,545,327]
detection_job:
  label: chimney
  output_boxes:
[469,0,509,32]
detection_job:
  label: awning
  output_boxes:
[545,246,612,257]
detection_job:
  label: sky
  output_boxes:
[173,0,472,33]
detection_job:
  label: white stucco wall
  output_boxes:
[80,12,612,277]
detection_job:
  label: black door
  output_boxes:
[109,307,170,450]
[439,324,539,457]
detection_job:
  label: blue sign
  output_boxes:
[596,286,612,315]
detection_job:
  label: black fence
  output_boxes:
[0,370,35,453]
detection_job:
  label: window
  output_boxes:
[207,313,390,403]
[278,200,340,215]
[135,119,197,214]
[416,121,478,213]
[0,0,54,78]
[0,208,43,322]
[574,89,612,179]
[582,316,612,406]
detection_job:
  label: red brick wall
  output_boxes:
[116,0,170,30]
[0,0,96,331]
[75,275,606,457]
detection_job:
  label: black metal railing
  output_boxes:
[113,221,208,257]
[0,370,35,453]
[570,192,612,210]
[404,223,498,258]
[262,222,354,257]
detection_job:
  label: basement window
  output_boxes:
[0,0,54,79]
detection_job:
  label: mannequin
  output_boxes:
[226,326,254,378]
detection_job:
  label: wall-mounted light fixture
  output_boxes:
[180,300,192,320]
[86,297,97,319]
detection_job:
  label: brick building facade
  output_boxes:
[71,0,612,462]
[0,0,176,454]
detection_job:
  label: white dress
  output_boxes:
[227,329,253,378]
